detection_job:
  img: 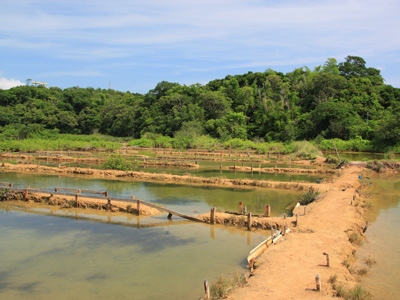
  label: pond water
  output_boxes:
[0,172,300,216]
[0,204,266,300]
[0,170,305,299]
[4,158,324,183]
[355,174,400,299]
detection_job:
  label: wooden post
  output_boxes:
[75,194,79,208]
[265,204,271,217]
[107,198,111,211]
[323,252,330,267]
[239,202,243,214]
[137,199,141,216]
[210,207,215,225]
[282,225,286,236]
[283,213,287,219]
[247,212,252,230]
[167,213,173,219]
[24,189,28,201]
[315,274,321,291]
[243,206,247,215]
[204,280,210,300]
[105,191,108,197]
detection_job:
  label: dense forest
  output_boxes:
[1,56,399,151]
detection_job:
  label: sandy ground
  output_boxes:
[224,164,368,299]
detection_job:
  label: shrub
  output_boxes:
[102,155,131,171]
[299,187,320,205]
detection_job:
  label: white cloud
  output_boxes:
[0,77,24,89]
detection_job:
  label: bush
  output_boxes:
[127,138,154,148]
[102,155,131,171]
[299,186,320,205]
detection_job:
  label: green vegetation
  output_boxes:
[102,155,132,171]
[299,186,320,205]
[1,56,399,153]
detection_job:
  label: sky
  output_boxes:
[1,0,399,93]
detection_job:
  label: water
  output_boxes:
[0,171,300,216]
[356,174,400,299]
[1,157,323,183]
[0,205,265,300]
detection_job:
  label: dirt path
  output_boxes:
[226,164,367,299]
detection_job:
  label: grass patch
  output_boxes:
[209,274,247,299]
[348,232,363,246]
[364,256,376,266]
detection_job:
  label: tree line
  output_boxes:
[0,56,399,149]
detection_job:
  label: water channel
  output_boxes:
[0,171,301,299]
[355,173,400,300]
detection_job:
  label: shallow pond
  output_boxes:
[0,170,300,299]
[355,174,400,299]
[0,204,266,300]
[0,172,300,216]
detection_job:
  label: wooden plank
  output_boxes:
[140,201,206,223]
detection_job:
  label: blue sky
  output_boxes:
[1,0,399,93]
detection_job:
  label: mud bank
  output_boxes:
[226,165,336,175]
[3,190,160,216]
[223,164,373,300]
[0,163,317,191]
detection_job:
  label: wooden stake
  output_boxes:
[247,212,252,230]
[107,198,111,211]
[75,194,79,208]
[137,199,141,216]
[315,274,321,291]
[265,204,271,217]
[239,202,243,214]
[204,280,210,300]
[323,252,330,267]
[24,189,28,201]
[210,207,215,225]
[282,225,286,236]
[283,213,287,219]
[243,206,247,215]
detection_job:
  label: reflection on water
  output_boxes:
[357,174,400,300]
[0,172,300,216]
[0,204,267,300]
